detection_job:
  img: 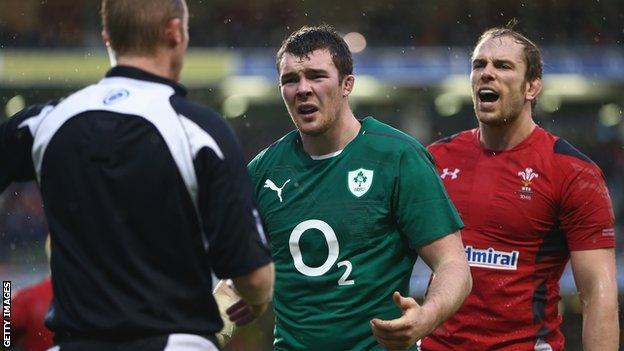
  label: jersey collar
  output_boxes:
[106,65,188,97]
[474,124,543,153]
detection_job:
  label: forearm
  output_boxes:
[580,289,619,350]
[570,248,619,351]
[421,258,472,332]
[232,262,275,315]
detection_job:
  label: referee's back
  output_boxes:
[0,1,273,349]
[1,65,271,347]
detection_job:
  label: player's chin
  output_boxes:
[295,118,328,136]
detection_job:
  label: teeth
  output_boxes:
[478,88,499,102]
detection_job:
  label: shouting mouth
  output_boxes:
[478,88,500,103]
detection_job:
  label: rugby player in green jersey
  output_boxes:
[227,25,472,350]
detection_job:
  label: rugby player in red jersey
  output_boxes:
[423,24,618,351]
[11,277,53,351]
[6,237,53,351]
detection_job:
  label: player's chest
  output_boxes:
[255,159,392,245]
[437,152,558,239]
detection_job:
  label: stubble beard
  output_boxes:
[475,83,526,127]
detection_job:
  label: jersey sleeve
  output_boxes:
[392,144,463,248]
[192,114,271,279]
[558,157,616,251]
[0,103,52,191]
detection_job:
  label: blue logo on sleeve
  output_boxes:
[103,89,130,105]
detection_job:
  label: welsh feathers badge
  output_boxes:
[348,168,374,197]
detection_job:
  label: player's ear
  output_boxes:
[165,18,184,46]
[342,74,355,97]
[525,77,542,104]
[101,30,111,46]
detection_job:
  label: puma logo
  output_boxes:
[264,178,291,203]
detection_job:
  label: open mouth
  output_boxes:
[478,88,500,103]
[297,105,319,115]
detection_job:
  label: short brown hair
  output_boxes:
[101,0,187,56]
[474,21,543,83]
[276,25,353,82]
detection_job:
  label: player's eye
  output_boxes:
[472,61,485,70]
[281,77,297,85]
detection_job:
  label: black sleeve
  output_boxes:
[175,97,272,278]
[0,104,50,192]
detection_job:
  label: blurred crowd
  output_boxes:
[0,0,622,48]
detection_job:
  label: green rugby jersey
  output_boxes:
[248,117,462,350]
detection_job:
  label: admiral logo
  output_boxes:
[103,89,130,105]
[517,167,539,200]
[465,246,519,270]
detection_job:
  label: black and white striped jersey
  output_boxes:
[0,66,271,342]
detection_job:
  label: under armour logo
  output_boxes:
[441,168,460,180]
[264,179,291,203]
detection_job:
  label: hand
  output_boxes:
[226,299,256,326]
[213,279,256,326]
[370,291,434,350]
[212,279,249,347]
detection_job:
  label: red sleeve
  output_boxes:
[10,287,30,334]
[558,157,616,251]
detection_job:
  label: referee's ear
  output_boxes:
[101,30,110,46]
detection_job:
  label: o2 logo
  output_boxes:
[288,219,354,286]
[103,89,130,105]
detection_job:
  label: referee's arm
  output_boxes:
[191,113,274,316]
[0,103,52,191]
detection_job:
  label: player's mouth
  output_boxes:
[478,88,500,103]
[297,104,319,116]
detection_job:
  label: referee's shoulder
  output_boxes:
[169,95,240,150]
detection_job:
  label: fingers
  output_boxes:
[393,291,417,310]
[371,319,414,350]
[370,291,422,350]
[226,299,256,326]
[370,316,411,333]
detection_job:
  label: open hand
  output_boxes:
[370,291,433,350]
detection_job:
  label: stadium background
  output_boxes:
[0,0,622,350]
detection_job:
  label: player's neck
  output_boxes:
[478,111,536,151]
[301,110,361,156]
[116,51,182,82]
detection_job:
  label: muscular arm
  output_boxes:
[417,231,472,331]
[371,231,471,350]
[570,248,619,351]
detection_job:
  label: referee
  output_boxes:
[0,1,274,350]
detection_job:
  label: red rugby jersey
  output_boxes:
[422,127,615,351]
[11,276,54,351]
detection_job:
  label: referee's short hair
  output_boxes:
[101,0,187,56]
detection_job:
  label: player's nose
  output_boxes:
[480,63,496,81]
[295,78,313,98]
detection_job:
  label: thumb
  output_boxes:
[392,291,417,311]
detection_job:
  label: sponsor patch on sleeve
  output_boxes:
[465,246,519,270]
